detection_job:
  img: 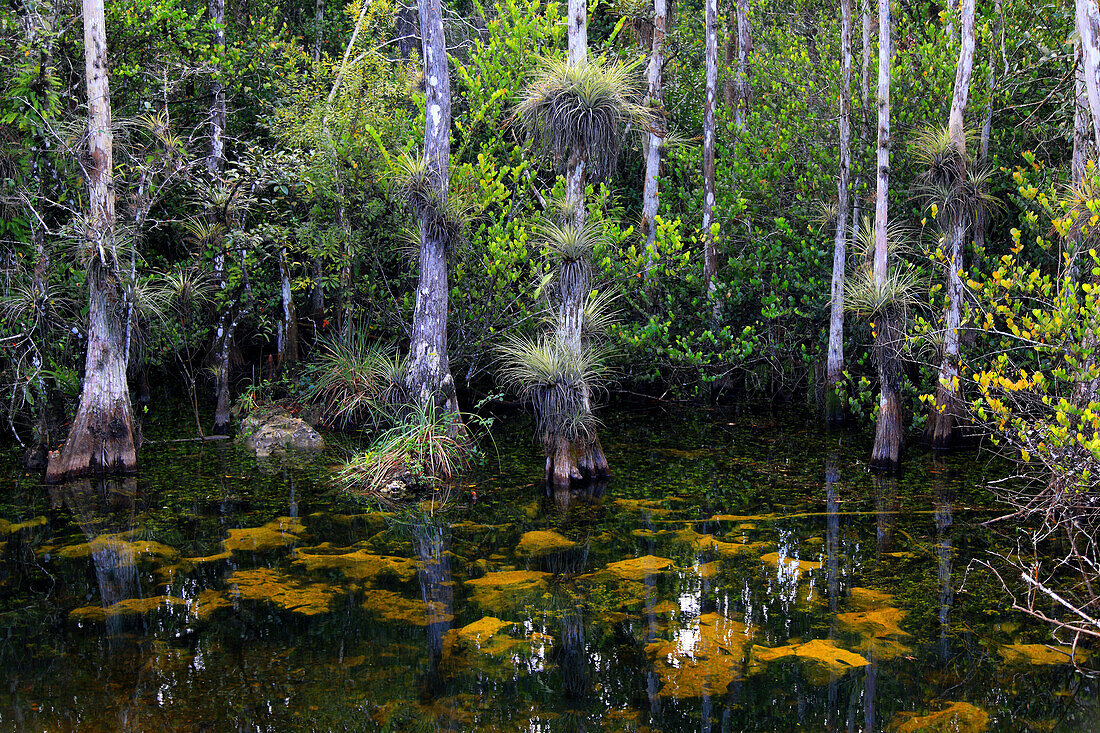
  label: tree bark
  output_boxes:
[1070,45,1091,285]
[852,0,872,234]
[277,243,298,367]
[1077,0,1100,151]
[207,0,226,175]
[870,0,900,471]
[927,0,975,451]
[640,0,667,280]
[47,0,137,482]
[826,0,853,424]
[732,0,751,129]
[396,2,419,61]
[568,0,587,66]
[405,0,459,414]
[974,0,1000,260]
[702,0,718,309]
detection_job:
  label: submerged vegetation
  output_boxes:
[1,0,1100,699]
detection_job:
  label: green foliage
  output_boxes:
[304,329,407,428]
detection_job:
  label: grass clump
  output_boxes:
[304,328,406,428]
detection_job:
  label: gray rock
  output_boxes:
[238,410,324,457]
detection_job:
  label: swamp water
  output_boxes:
[0,407,1097,732]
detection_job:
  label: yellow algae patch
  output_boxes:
[193,589,232,621]
[751,639,869,685]
[698,561,720,580]
[893,702,990,733]
[293,546,417,583]
[848,587,895,611]
[223,517,305,553]
[709,513,776,523]
[185,550,232,566]
[228,567,336,616]
[647,613,749,698]
[516,531,577,557]
[70,595,186,624]
[761,552,822,572]
[466,570,550,609]
[453,616,513,644]
[361,589,451,626]
[614,499,671,516]
[443,617,553,672]
[58,536,179,567]
[603,555,675,582]
[998,644,1091,666]
[5,516,46,534]
[837,607,912,660]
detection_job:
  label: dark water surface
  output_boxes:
[0,407,1097,732]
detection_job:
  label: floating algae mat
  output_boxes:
[1,407,1098,731]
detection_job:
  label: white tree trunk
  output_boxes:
[929,0,975,451]
[702,0,718,305]
[207,0,226,174]
[568,0,587,66]
[1077,0,1100,151]
[870,0,900,470]
[640,0,667,279]
[827,0,853,422]
[734,0,751,129]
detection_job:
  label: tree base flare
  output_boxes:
[925,385,963,452]
[45,404,137,484]
[824,385,846,424]
[870,388,902,473]
[546,434,611,491]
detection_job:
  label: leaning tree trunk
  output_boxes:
[702,0,718,310]
[47,0,136,483]
[827,0,853,424]
[405,0,459,414]
[640,0,667,280]
[207,0,226,175]
[870,0,900,471]
[546,0,610,490]
[927,0,975,451]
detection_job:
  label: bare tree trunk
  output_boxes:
[973,0,1000,260]
[47,0,136,482]
[640,0,667,280]
[568,0,587,66]
[733,0,751,129]
[852,0,872,235]
[396,2,419,61]
[1070,47,1091,285]
[1078,0,1100,150]
[405,0,458,414]
[827,0,853,424]
[702,0,718,310]
[278,244,298,367]
[207,0,226,175]
[870,0,901,471]
[313,0,323,63]
[927,0,975,451]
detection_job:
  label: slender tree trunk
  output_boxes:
[702,0,718,308]
[313,0,323,63]
[568,0,587,66]
[733,0,751,129]
[870,0,901,471]
[973,0,1000,260]
[1070,47,1091,285]
[640,0,667,280]
[278,244,298,367]
[212,305,243,434]
[827,0,853,423]
[207,0,226,175]
[927,0,975,451]
[852,0,872,235]
[47,0,136,482]
[1078,0,1100,150]
[396,2,420,61]
[405,0,458,414]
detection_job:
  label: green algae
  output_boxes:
[837,606,912,659]
[466,570,550,609]
[361,589,452,626]
[57,535,180,568]
[893,702,990,732]
[602,555,675,581]
[847,586,896,610]
[222,517,305,553]
[228,567,338,616]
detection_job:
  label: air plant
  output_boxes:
[497,333,611,444]
[911,124,1000,229]
[389,151,473,249]
[515,57,651,181]
[844,265,921,319]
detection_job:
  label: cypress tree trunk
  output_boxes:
[852,0,872,234]
[1070,45,1091,285]
[405,0,459,414]
[47,0,136,482]
[974,0,1000,259]
[870,0,900,471]
[702,0,718,306]
[640,0,667,280]
[826,0,853,423]
[927,0,975,451]
[313,0,323,63]
[733,0,751,129]
[545,0,609,490]
[207,0,226,175]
